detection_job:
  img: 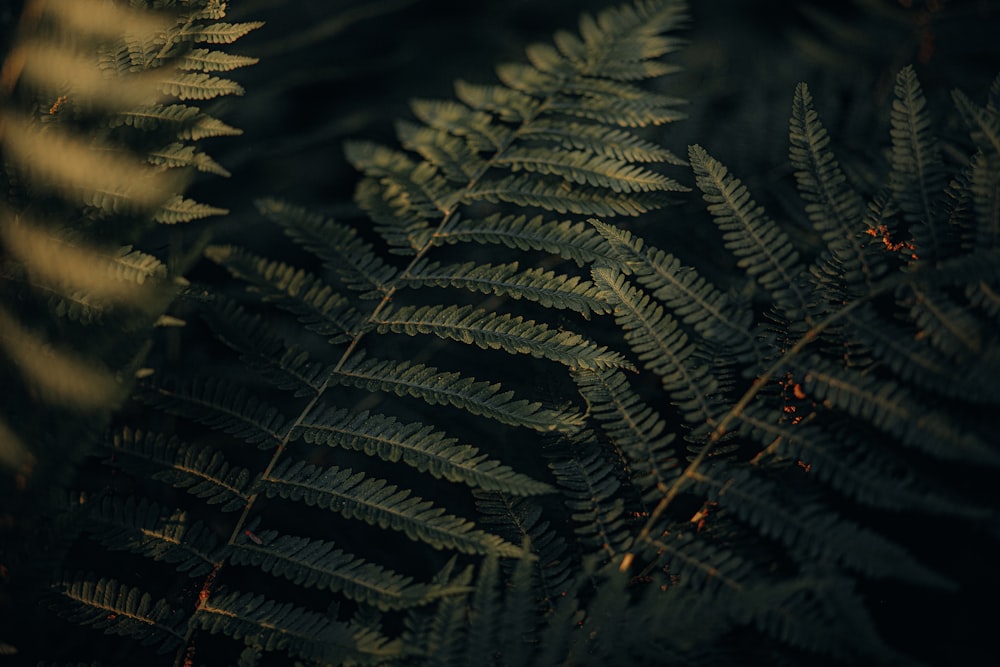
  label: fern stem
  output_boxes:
[177,91,559,666]
[624,294,871,572]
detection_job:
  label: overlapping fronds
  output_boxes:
[32,0,1000,665]
[0,0,255,486]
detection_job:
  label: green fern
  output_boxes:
[24,1,1000,665]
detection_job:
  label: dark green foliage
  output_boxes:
[5,0,998,665]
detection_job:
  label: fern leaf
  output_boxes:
[1,220,169,314]
[0,306,125,410]
[474,492,574,606]
[430,213,618,267]
[690,462,952,588]
[462,554,502,665]
[175,49,259,73]
[908,286,984,361]
[54,575,184,654]
[84,497,221,577]
[331,352,584,432]
[889,66,948,259]
[254,198,398,297]
[205,245,366,341]
[191,591,362,663]
[153,195,228,224]
[201,300,333,397]
[409,98,512,152]
[800,358,1000,466]
[590,220,755,356]
[375,303,630,369]
[176,21,265,45]
[113,104,242,140]
[296,406,551,495]
[573,367,679,502]
[108,428,255,512]
[159,72,246,100]
[137,378,291,448]
[147,142,230,176]
[403,260,611,318]
[846,304,993,403]
[557,0,687,76]
[738,405,981,515]
[953,88,1000,157]
[789,83,876,300]
[494,147,684,193]
[969,150,1000,248]
[549,438,632,557]
[395,121,488,183]
[228,530,465,611]
[466,174,671,217]
[453,80,542,122]
[2,113,178,212]
[646,531,753,594]
[591,268,724,425]
[690,144,811,319]
[263,459,524,556]
[521,120,685,163]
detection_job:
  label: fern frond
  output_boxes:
[789,83,876,300]
[228,530,466,611]
[907,286,985,362]
[153,195,228,224]
[409,98,512,152]
[590,268,724,425]
[590,220,754,355]
[493,147,684,193]
[205,245,365,342]
[738,405,979,514]
[112,104,242,140]
[331,353,584,432]
[461,554,503,665]
[689,463,951,588]
[466,174,670,217]
[147,142,230,176]
[175,49,259,73]
[889,65,948,259]
[191,591,362,664]
[799,358,1000,465]
[84,497,221,577]
[296,406,551,495]
[54,575,184,654]
[200,300,332,397]
[254,198,399,297]
[549,440,632,557]
[521,120,685,164]
[159,72,246,100]
[263,459,524,556]
[843,304,990,402]
[969,149,1000,248]
[953,88,1000,157]
[137,378,291,448]
[429,213,618,267]
[689,144,811,320]
[1,219,169,316]
[395,121,488,182]
[108,428,255,512]
[403,260,611,318]
[1,113,179,212]
[474,492,574,606]
[573,367,679,502]
[0,307,125,410]
[374,303,631,370]
[175,21,265,46]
